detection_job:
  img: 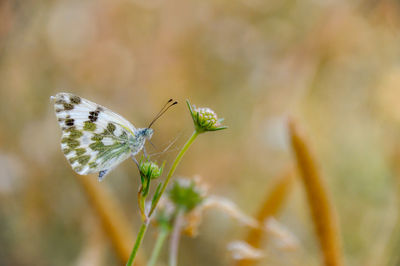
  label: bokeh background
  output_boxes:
[1,0,400,265]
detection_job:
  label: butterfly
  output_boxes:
[51,92,177,181]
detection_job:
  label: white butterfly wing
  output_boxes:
[52,92,136,179]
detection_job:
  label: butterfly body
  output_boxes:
[130,128,153,153]
[52,92,153,181]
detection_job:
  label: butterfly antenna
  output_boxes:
[147,99,172,128]
[155,99,173,118]
[148,99,178,128]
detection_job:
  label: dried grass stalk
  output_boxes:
[75,174,144,266]
[386,222,400,266]
[237,167,295,266]
[384,145,400,266]
[288,119,343,266]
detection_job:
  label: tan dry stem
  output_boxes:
[288,119,343,266]
[237,167,295,266]
[383,143,400,266]
[75,174,144,266]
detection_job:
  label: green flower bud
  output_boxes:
[168,179,205,212]
[139,160,163,180]
[187,100,227,133]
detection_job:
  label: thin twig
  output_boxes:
[147,228,170,266]
[169,209,185,266]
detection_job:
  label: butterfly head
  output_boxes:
[142,128,154,139]
[135,128,153,139]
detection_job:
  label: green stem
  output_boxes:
[149,130,199,217]
[126,130,199,266]
[126,222,149,266]
[138,187,147,222]
[147,229,170,266]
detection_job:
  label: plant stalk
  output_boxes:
[126,130,199,266]
[126,221,149,266]
[169,209,185,266]
[149,130,199,217]
[147,229,170,266]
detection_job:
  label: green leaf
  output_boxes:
[151,183,163,211]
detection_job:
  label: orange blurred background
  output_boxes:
[1,0,400,265]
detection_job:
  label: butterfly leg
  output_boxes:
[143,146,149,160]
[131,155,140,168]
[131,154,146,177]
[98,170,109,182]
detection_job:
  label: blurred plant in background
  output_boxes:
[151,176,268,266]
[1,0,400,265]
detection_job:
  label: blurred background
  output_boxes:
[1,0,400,265]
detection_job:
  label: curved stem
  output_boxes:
[147,229,170,266]
[126,222,149,266]
[169,209,185,266]
[126,130,199,266]
[149,130,199,217]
